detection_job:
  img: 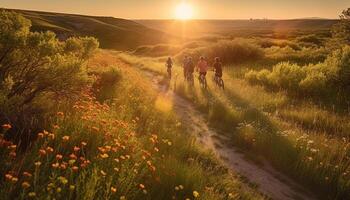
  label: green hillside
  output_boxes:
[7,9,173,50]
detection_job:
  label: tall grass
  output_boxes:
[120,52,350,199]
[0,51,265,200]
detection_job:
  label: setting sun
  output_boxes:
[175,3,193,20]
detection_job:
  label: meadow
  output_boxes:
[117,12,350,199]
[1,7,350,200]
[0,10,266,200]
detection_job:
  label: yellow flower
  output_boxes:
[58,176,68,185]
[100,170,107,176]
[179,185,184,190]
[56,187,62,193]
[120,196,126,200]
[69,185,75,191]
[193,191,200,198]
[62,136,70,141]
[28,192,36,197]
[22,182,31,189]
[111,186,117,193]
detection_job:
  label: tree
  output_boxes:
[331,8,350,45]
[0,9,99,108]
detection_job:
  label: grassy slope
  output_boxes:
[7,9,174,50]
[0,50,265,200]
[117,53,350,199]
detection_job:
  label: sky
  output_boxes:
[0,0,349,19]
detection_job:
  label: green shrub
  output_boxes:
[0,10,98,139]
[268,62,305,90]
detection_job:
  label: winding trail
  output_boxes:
[145,71,316,200]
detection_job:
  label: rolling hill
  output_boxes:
[7,9,174,50]
[136,19,339,38]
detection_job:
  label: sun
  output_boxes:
[175,3,193,20]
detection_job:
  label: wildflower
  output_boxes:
[69,160,76,165]
[143,189,147,194]
[28,192,36,198]
[48,133,55,140]
[52,163,60,168]
[11,177,18,183]
[56,154,63,160]
[193,191,200,198]
[92,126,99,132]
[5,174,13,180]
[72,166,79,172]
[69,154,77,160]
[100,153,109,159]
[139,184,145,189]
[22,182,31,189]
[37,132,44,138]
[120,196,126,200]
[70,185,75,191]
[111,186,117,193]
[73,146,80,152]
[81,141,87,146]
[57,112,64,117]
[175,186,179,191]
[179,185,184,190]
[62,136,70,141]
[23,172,32,178]
[53,125,60,129]
[34,161,42,167]
[9,144,17,150]
[58,176,68,185]
[2,124,12,130]
[39,149,47,156]
[46,147,54,153]
[167,141,172,146]
[56,187,62,193]
[100,170,107,176]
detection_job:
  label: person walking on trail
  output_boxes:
[196,56,208,77]
[166,57,173,78]
[183,56,189,79]
[213,57,223,78]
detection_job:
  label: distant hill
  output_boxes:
[136,19,339,38]
[6,9,174,50]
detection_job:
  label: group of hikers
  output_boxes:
[165,56,223,88]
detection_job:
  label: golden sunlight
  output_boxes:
[174,2,193,20]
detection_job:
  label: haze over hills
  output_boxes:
[6,9,174,50]
[136,19,339,38]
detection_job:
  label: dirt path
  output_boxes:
[145,72,315,200]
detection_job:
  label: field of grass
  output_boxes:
[117,48,350,199]
[0,50,266,200]
[2,8,350,200]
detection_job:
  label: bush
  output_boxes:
[179,39,264,65]
[0,10,99,139]
[245,45,350,98]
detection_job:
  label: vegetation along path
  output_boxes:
[142,70,316,200]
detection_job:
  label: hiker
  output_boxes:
[166,57,173,78]
[186,57,195,83]
[213,57,223,78]
[182,56,189,79]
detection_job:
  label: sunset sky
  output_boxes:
[1,0,348,19]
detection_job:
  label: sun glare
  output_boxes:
[175,3,193,20]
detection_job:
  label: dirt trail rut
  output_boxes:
[146,72,316,200]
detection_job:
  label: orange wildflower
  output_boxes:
[62,136,70,141]
[23,172,32,178]
[139,184,145,189]
[39,149,47,156]
[56,154,63,160]
[2,124,12,130]
[111,186,117,193]
[22,181,31,189]
[73,146,80,152]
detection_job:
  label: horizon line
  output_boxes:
[2,7,339,21]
